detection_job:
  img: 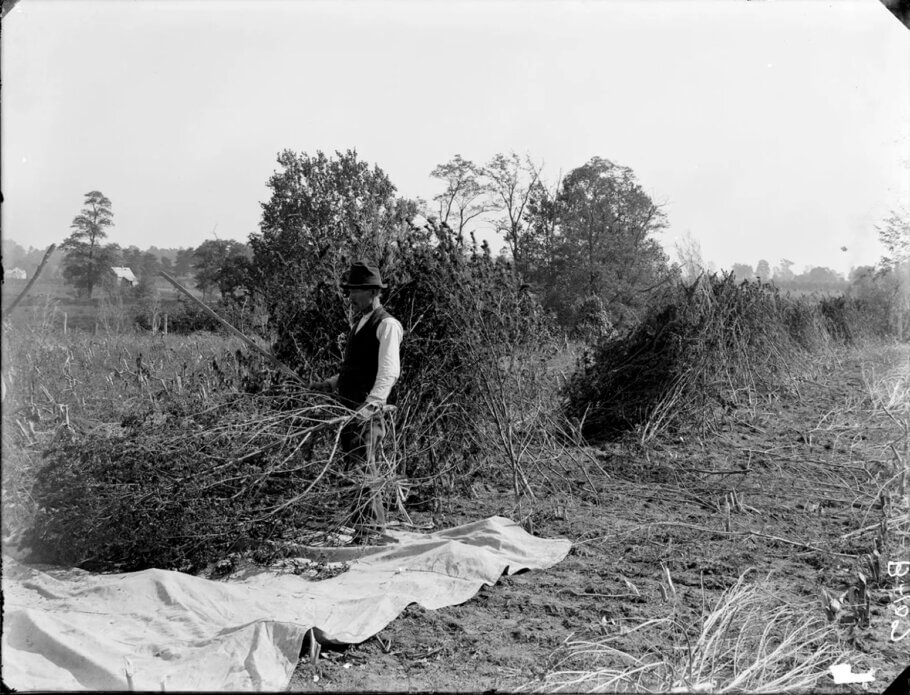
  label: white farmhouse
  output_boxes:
[110,267,138,286]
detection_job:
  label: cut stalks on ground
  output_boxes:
[526,573,853,693]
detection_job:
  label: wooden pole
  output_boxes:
[3,244,56,316]
[163,313,168,335]
[157,271,301,382]
[63,312,67,335]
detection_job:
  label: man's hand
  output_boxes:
[306,380,332,394]
[354,402,380,421]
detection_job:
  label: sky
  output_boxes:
[2,0,908,277]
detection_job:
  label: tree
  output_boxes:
[875,208,910,339]
[480,152,540,278]
[2,239,28,271]
[877,208,910,267]
[801,266,845,288]
[549,157,670,328]
[132,251,161,293]
[192,239,250,301]
[774,258,795,283]
[120,246,145,275]
[174,248,194,277]
[731,263,754,281]
[429,155,491,235]
[755,259,771,282]
[522,173,563,295]
[674,231,707,282]
[61,190,114,298]
[250,149,417,363]
[215,252,255,303]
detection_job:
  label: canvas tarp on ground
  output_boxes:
[2,516,572,691]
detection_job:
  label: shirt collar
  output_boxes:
[355,307,377,328]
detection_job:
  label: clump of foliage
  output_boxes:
[564,274,826,441]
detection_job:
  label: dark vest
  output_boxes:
[337,306,394,407]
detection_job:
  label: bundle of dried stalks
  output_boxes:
[565,275,838,442]
[24,386,397,572]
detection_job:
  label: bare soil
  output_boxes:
[289,345,909,693]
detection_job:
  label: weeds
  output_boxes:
[528,573,852,693]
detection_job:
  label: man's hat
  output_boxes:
[341,261,387,289]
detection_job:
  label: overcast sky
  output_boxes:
[2,0,908,276]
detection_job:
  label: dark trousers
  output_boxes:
[339,411,387,529]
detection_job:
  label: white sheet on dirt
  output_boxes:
[2,516,571,691]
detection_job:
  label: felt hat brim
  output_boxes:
[341,281,387,289]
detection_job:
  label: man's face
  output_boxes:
[348,288,375,313]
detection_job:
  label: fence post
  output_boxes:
[63,312,67,335]
[163,313,168,335]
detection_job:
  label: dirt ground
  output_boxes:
[288,344,909,693]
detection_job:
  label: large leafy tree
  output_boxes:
[250,149,417,365]
[192,239,251,301]
[61,190,115,298]
[548,157,670,328]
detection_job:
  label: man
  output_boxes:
[308,261,403,531]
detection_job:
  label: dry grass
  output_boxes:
[526,573,852,693]
[862,345,910,415]
[1,326,253,537]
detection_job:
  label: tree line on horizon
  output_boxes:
[3,152,907,340]
[2,233,867,297]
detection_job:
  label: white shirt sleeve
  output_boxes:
[365,317,403,406]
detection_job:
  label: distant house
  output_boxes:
[110,266,138,286]
[7,267,27,280]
